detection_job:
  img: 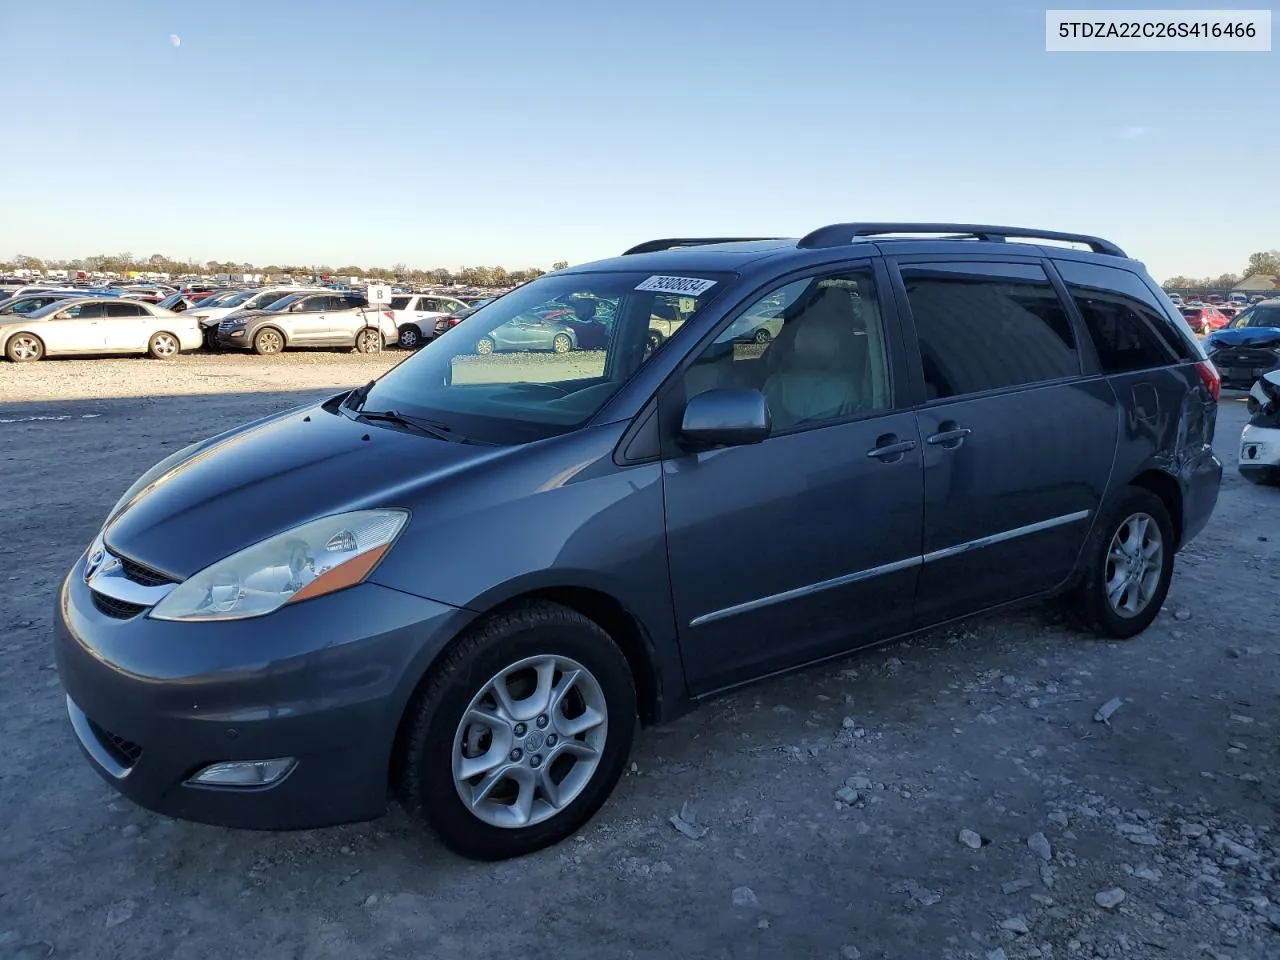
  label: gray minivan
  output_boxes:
[55,224,1222,860]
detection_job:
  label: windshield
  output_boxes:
[25,299,91,319]
[1236,305,1280,328]
[216,290,255,308]
[359,270,731,443]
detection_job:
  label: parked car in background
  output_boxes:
[194,287,316,348]
[215,291,396,355]
[1239,369,1280,485]
[0,291,84,316]
[1180,304,1229,335]
[1203,299,1280,388]
[1,297,200,362]
[473,298,609,355]
[390,294,470,349]
[432,298,494,340]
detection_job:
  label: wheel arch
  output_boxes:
[1126,467,1184,548]
[250,322,289,347]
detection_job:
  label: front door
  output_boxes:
[890,259,1117,626]
[290,295,332,344]
[41,301,107,353]
[661,263,924,695]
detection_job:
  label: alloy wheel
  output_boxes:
[452,654,607,829]
[1104,512,1164,618]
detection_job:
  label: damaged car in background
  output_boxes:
[1203,298,1280,389]
[1240,369,1280,486]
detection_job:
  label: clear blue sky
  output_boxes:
[3,0,1276,281]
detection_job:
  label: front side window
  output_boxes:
[679,269,891,431]
[61,302,107,320]
[359,270,731,443]
[900,262,1077,400]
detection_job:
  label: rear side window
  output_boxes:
[899,261,1078,400]
[1055,260,1197,364]
[389,296,411,310]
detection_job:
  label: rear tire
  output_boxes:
[5,333,44,363]
[392,601,636,861]
[253,327,284,356]
[398,325,422,349]
[552,333,573,354]
[753,327,772,344]
[355,328,383,354]
[1069,486,1175,639]
[148,331,180,360]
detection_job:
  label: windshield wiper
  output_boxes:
[356,408,455,441]
[345,380,376,412]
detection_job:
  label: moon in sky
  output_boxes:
[168,34,181,48]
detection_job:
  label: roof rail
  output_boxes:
[622,237,782,256]
[796,223,1127,258]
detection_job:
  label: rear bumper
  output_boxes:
[55,554,467,830]
[1181,448,1222,547]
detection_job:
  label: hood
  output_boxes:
[104,403,508,578]
[1206,327,1280,349]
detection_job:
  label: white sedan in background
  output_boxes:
[0,297,202,362]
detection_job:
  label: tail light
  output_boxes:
[1196,360,1221,401]
[383,310,394,320]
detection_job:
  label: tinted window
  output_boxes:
[296,296,326,312]
[1055,260,1197,362]
[681,269,891,431]
[1067,289,1177,372]
[389,296,411,311]
[63,302,108,319]
[900,262,1077,399]
[105,302,146,317]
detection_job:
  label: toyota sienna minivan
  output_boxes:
[55,223,1222,860]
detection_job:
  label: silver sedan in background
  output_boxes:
[0,297,202,362]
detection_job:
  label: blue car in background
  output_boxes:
[1204,298,1280,388]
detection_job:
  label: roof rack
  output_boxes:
[796,223,1127,258]
[622,237,782,256]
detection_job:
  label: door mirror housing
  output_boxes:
[680,388,772,447]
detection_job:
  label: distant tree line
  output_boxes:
[1161,250,1280,290]
[0,253,575,287]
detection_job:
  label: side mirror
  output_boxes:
[680,388,771,447]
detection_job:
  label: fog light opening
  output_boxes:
[188,758,296,787]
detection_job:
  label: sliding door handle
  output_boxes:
[866,437,917,462]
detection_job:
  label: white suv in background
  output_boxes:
[192,286,317,348]
[389,293,469,348]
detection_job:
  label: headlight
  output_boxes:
[150,509,408,622]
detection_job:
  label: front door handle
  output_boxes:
[866,435,918,463]
[926,425,972,449]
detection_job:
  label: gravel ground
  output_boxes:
[1,356,1277,960]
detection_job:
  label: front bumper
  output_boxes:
[54,553,466,830]
[1240,423,1280,481]
[214,326,252,350]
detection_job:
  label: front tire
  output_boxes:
[392,602,637,861]
[5,333,44,363]
[1069,486,1175,639]
[552,333,573,354]
[475,336,495,356]
[253,327,284,356]
[148,331,180,360]
[753,327,772,344]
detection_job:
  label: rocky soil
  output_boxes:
[0,356,1275,960]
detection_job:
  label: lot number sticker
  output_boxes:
[635,276,717,297]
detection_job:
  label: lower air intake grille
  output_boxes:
[91,592,147,620]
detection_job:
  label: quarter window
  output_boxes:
[680,269,891,432]
[900,262,1078,400]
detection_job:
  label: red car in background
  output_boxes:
[1180,304,1230,335]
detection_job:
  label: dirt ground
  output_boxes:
[1,354,1277,960]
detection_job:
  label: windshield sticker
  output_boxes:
[635,276,717,297]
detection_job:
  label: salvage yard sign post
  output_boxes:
[366,283,392,353]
